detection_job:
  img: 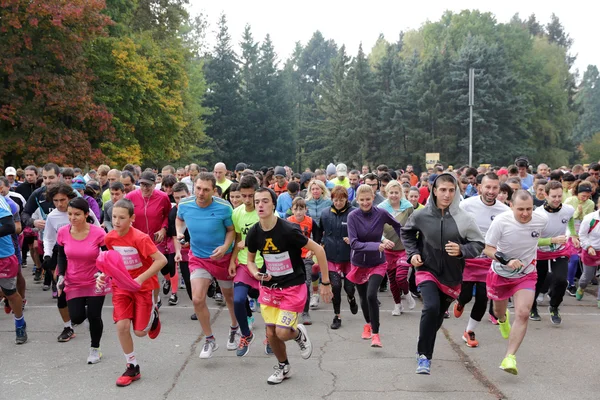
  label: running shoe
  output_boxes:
[566,285,577,297]
[264,338,274,355]
[267,363,291,385]
[392,303,403,316]
[57,327,76,342]
[416,355,431,375]
[42,284,50,291]
[4,298,11,314]
[462,331,479,347]
[207,280,216,298]
[361,323,372,340]
[500,354,518,375]
[247,316,255,330]
[529,308,541,321]
[34,270,42,282]
[330,316,341,330]
[249,297,258,312]
[548,306,562,325]
[87,348,102,364]
[179,279,186,290]
[309,294,320,310]
[15,323,27,345]
[379,281,388,292]
[52,281,58,298]
[301,311,312,325]
[536,292,545,305]
[402,293,416,310]
[199,339,218,359]
[237,333,254,357]
[371,333,382,348]
[162,279,171,295]
[214,293,224,304]
[453,302,464,318]
[410,290,421,299]
[190,313,198,320]
[348,296,359,314]
[443,310,450,319]
[227,327,240,350]
[294,324,312,359]
[489,314,499,325]
[168,293,179,305]
[499,310,511,339]
[576,287,584,300]
[148,307,161,339]
[116,364,140,387]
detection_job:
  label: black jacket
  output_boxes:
[318,202,355,263]
[401,173,484,287]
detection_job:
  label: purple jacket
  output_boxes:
[348,206,401,267]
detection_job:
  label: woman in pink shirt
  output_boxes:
[56,198,107,365]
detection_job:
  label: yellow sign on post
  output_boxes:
[426,153,440,170]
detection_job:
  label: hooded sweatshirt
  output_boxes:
[401,173,484,289]
[348,204,401,268]
[378,198,413,251]
[306,197,332,227]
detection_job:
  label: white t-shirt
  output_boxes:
[485,210,548,278]
[534,204,574,253]
[460,196,510,237]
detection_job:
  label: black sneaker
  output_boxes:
[379,283,388,293]
[168,293,178,305]
[15,322,27,345]
[330,316,341,330]
[529,308,541,321]
[190,313,198,320]
[566,285,577,297]
[57,327,76,342]
[162,279,171,295]
[549,306,562,325]
[207,280,216,298]
[348,296,359,315]
[34,270,42,282]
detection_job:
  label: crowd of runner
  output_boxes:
[1,156,599,384]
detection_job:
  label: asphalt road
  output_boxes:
[1,267,599,400]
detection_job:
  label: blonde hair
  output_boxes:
[385,180,405,200]
[355,184,374,199]
[305,179,331,201]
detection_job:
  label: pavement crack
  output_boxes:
[316,326,338,400]
[162,307,223,399]
[441,326,508,400]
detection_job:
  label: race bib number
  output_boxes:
[112,246,143,270]
[263,252,294,276]
[278,311,296,327]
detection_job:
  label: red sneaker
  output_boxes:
[4,298,11,314]
[462,331,479,348]
[148,307,161,339]
[371,333,382,348]
[361,323,372,340]
[489,314,499,325]
[453,302,464,318]
[116,364,140,387]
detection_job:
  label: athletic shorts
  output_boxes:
[327,261,351,276]
[261,305,299,330]
[189,254,233,289]
[112,287,154,331]
[486,270,537,301]
[346,263,387,285]
[260,284,306,315]
[234,263,259,290]
[0,255,19,280]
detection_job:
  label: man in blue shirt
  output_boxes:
[176,172,237,359]
[0,195,27,344]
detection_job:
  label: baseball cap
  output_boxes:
[5,167,16,176]
[497,168,508,176]
[336,163,348,177]
[235,162,247,172]
[274,166,286,178]
[139,171,156,185]
[428,174,438,184]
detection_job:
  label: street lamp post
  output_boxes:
[468,68,474,167]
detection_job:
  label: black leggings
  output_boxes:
[67,296,105,348]
[531,261,549,311]
[161,253,176,277]
[457,281,488,322]
[356,274,384,334]
[535,257,569,308]
[418,280,453,359]
[330,272,356,315]
[178,261,192,301]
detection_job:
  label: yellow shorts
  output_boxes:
[260,305,299,330]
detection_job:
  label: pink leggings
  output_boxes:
[384,250,410,304]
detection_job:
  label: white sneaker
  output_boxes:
[267,363,291,385]
[294,324,313,359]
[392,303,403,316]
[227,328,239,350]
[199,340,219,359]
[402,293,416,310]
[87,347,102,364]
[537,293,544,305]
[309,294,320,310]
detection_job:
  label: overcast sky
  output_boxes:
[189,0,596,77]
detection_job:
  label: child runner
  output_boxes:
[56,198,107,363]
[97,198,167,386]
[171,182,192,314]
[246,188,332,385]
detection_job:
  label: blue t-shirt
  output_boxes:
[177,196,233,258]
[0,196,15,258]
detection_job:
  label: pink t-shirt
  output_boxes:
[57,224,106,300]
